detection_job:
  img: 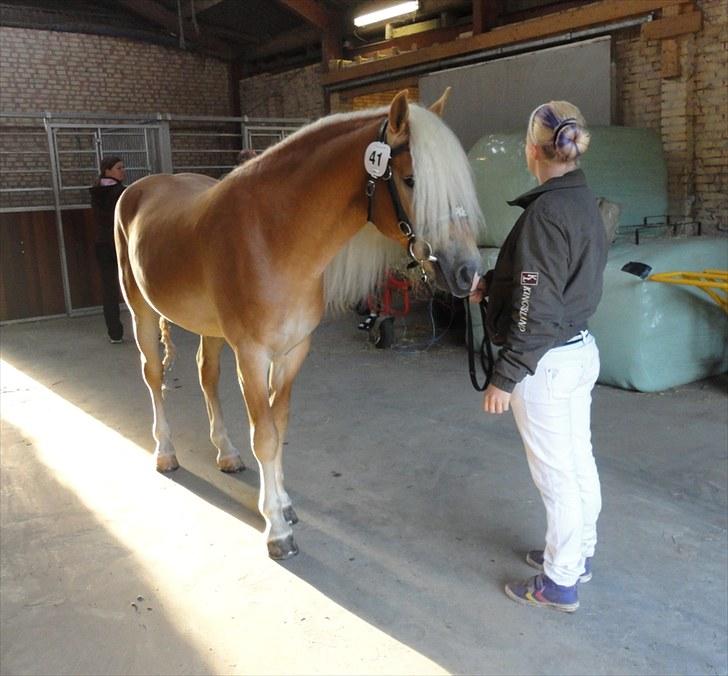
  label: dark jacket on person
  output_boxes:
[486,169,607,392]
[89,179,125,246]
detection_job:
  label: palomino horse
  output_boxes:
[115,89,483,559]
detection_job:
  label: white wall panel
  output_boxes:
[420,37,612,152]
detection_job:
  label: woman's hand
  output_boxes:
[483,384,511,414]
[469,275,488,304]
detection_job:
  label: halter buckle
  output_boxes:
[408,238,438,264]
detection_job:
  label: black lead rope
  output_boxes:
[465,298,494,391]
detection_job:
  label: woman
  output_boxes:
[89,156,126,343]
[472,102,607,612]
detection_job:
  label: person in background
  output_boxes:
[237,148,258,165]
[471,101,607,612]
[89,156,126,343]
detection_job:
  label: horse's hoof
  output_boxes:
[283,505,299,525]
[217,454,245,473]
[156,454,179,473]
[267,535,299,560]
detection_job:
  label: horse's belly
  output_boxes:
[164,306,224,338]
[128,255,223,337]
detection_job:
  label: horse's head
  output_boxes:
[368,89,484,298]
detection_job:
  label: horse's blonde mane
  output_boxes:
[229,108,383,177]
[323,223,405,314]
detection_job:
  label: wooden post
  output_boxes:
[473,0,499,35]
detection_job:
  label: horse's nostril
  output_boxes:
[456,263,476,290]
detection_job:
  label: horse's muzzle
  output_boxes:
[433,258,479,298]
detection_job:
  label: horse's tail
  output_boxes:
[159,317,176,371]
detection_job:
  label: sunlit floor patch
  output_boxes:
[1,359,448,675]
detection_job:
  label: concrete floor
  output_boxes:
[1,308,726,676]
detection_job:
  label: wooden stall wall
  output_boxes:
[0,210,65,320]
[61,208,103,311]
[0,208,103,321]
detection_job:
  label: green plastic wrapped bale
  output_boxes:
[468,133,535,247]
[469,238,728,392]
[590,238,728,392]
[468,126,668,248]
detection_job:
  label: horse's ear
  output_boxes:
[388,90,410,136]
[429,87,451,117]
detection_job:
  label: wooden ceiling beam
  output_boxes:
[182,0,226,19]
[117,0,249,58]
[472,0,499,35]
[238,25,320,61]
[276,0,333,31]
[276,0,342,66]
[322,0,691,86]
[641,9,702,40]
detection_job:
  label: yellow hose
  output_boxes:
[648,269,728,313]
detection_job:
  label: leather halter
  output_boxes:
[365,119,437,283]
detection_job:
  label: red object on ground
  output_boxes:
[378,272,410,317]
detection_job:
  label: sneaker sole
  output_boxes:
[504,584,579,613]
[525,553,591,584]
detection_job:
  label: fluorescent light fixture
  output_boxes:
[354,1,419,28]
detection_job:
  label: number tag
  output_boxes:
[364,142,391,178]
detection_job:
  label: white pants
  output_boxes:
[510,333,602,587]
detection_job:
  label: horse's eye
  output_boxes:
[403,176,415,188]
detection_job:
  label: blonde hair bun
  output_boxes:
[527,101,590,163]
[554,120,590,162]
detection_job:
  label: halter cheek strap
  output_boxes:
[365,119,436,282]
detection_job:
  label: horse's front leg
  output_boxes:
[197,335,244,472]
[269,336,312,526]
[234,344,297,559]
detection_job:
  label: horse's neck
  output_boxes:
[261,116,381,261]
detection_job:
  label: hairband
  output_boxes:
[553,118,577,142]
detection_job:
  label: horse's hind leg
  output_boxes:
[269,336,312,526]
[115,225,176,471]
[197,335,244,473]
[233,344,296,559]
[133,308,178,471]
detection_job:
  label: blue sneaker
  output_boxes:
[526,550,592,583]
[504,573,579,612]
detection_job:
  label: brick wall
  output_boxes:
[239,64,324,119]
[615,0,727,230]
[0,27,235,208]
[0,26,231,115]
[692,0,727,230]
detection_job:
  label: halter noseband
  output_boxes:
[365,119,437,283]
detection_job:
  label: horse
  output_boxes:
[115,89,484,559]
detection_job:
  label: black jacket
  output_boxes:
[89,179,125,245]
[486,169,607,392]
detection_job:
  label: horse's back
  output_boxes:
[117,173,218,232]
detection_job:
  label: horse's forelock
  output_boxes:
[408,105,484,246]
